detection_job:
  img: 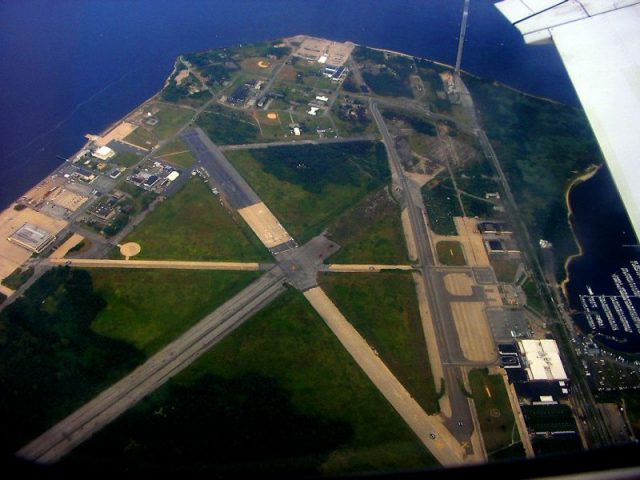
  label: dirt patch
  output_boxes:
[451,302,496,362]
[444,273,474,296]
[175,69,189,86]
[50,234,84,260]
[119,242,141,259]
[237,202,293,249]
[266,112,279,122]
[92,122,138,147]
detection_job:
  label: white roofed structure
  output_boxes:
[518,339,568,381]
[495,0,640,238]
[92,145,116,161]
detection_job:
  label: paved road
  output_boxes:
[371,101,477,449]
[323,264,414,272]
[17,266,287,464]
[181,128,260,210]
[218,135,376,151]
[304,287,466,466]
[47,258,269,271]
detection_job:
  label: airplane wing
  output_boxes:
[495,0,640,237]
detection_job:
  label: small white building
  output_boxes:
[167,171,180,182]
[92,146,115,161]
[307,107,319,116]
[316,95,329,102]
[293,127,301,136]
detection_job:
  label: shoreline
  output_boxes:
[560,163,602,299]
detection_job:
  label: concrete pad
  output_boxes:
[401,208,418,262]
[238,202,293,249]
[0,206,68,281]
[444,273,474,296]
[51,189,89,212]
[450,302,496,362]
[454,217,490,267]
[50,234,84,260]
[413,273,449,417]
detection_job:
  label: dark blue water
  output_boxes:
[565,166,640,351]
[0,0,577,209]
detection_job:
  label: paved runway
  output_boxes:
[181,128,260,210]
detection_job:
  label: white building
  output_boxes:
[92,145,115,161]
[518,339,568,382]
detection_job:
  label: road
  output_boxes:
[370,101,478,451]
[218,135,376,151]
[17,266,287,464]
[304,287,466,466]
[46,258,269,271]
[455,0,471,75]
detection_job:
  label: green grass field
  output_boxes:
[490,258,519,284]
[326,187,408,264]
[122,178,269,261]
[197,105,260,145]
[123,126,158,150]
[113,152,141,168]
[90,268,261,356]
[67,289,437,475]
[226,142,390,243]
[522,278,545,313]
[152,104,193,140]
[436,241,466,266]
[319,272,439,414]
[469,368,524,460]
[154,138,195,167]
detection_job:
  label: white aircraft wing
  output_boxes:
[495,0,640,237]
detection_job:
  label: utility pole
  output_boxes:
[455,0,471,76]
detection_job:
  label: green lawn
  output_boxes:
[196,105,260,145]
[319,272,439,414]
[469,368,524,460]
[155,138,195,168]
[491,258,519,284]
[90,268,261,356]
[113,152,141,168]
[123,126,158,150]
[67,289,437,475]
[152,104,193,140]
[122,178,269,261]
[226,141,390,243]
[326,187,408,264]
[522,278,545,313]
[436,241,466,266]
